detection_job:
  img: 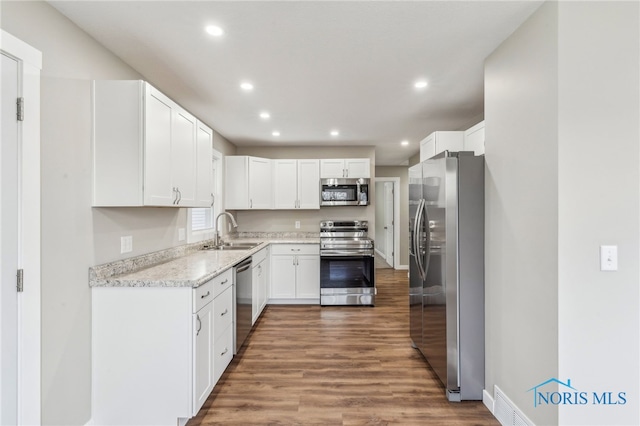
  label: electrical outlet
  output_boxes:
[120,236,133,254]
[178,228,186,241]
[600,245,618,271]
[295,221,300,229]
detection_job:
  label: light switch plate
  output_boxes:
[178,228,186,241]
[295,221,300,229]
[600,245,618,271]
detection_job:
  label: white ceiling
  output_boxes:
[49,1,542,165]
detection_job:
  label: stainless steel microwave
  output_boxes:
[320,178,369,206]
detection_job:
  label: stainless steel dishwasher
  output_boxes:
[234,257,252,353]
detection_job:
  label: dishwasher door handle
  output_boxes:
[235,259,252,273]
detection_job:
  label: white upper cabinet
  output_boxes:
[194,121,214,208]
[273,159,320,210]
[93,80,202,207]
[464,121,485,156]
[224,156,273,210]
[419,131,464,162]
[320,158,370,178]
[297,160,321,209]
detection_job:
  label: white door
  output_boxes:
[384,182,394,267]
[1,51,19,426]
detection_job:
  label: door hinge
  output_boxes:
[17,269,24,292]
[17,97,24,121]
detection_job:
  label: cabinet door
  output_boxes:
[464,121,485,155]
[248,157,272,209]
[273,159,298,209]
[251,263,260,325]
[296,255,320,298]
[195,121,214,207]
[193,301,214,415]
[270,255,296,299]
[172,107,197,206]
[420,134,435,162]
[345,159,370,178]
[297,159,320,209]
[225,156,249,209]
[320,159,345,178]
[144,86,174,206]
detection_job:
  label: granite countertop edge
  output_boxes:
[89,236,320,289]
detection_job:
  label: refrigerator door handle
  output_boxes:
[415,199,427,281]
[422,199,431,277]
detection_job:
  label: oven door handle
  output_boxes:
[320,251,374,257]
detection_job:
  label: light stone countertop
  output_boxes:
[89,237,320,288]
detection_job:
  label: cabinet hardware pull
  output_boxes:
[200,291,211,299]
[172,187,178,205]
[196,314,201,336]
[221,309,228,316]
[220,348,228,356]
[220,279,228,285]
[211,193,215,207]
[176,187,182,204]
[250,199,253,208]
[291,248,301,252]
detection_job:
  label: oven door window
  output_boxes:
[320,256,374,289]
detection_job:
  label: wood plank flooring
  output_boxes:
[188,269,498,425]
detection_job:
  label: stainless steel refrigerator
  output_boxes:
[409,151,484,401]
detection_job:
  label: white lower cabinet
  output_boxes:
[252,247,269,324]
[193,300,214,413]
[270,244,320,303]
[213,285,234,383]
[92,268,233,426]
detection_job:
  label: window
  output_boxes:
[188,149,223,242]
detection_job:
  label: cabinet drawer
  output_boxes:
[271,244,319,256]
[213,324,234,384]
[193,280,214,313]
[213,286,233,341]
[212,268,233,298]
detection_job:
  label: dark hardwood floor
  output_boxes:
[188,269,498,425]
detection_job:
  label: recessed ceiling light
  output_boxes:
[330,130,339,137]
[272,131,280,137]
[401,140,409,146]
[414,80,428,89]
[259,112,270,119]
[240,82,254,91]
[205,25,224,37]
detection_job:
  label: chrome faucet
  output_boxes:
[213,212,238,247]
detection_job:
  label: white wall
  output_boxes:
[557,2,639,424]
[485,2,640,425]
[484,2,559,424]
[0,2,236,424]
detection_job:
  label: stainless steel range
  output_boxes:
[320,220,376,306]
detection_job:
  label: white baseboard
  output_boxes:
[396,264,408,270]
[483,389,494,414]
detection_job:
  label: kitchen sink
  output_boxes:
[202,242,261,251]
